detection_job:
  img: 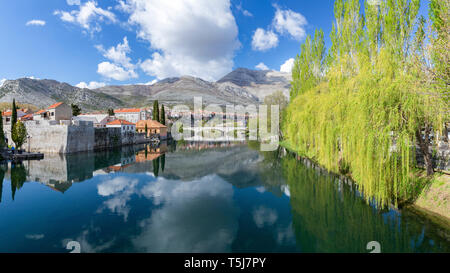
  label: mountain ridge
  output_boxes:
[0,68,291,111]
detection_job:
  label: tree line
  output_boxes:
[283,0,448,207]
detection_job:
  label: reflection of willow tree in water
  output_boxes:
[0,163,7,203]
[282,156,450,253]
[10,163,27,201]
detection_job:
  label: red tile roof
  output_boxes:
[136,120,167,128]
[20,114,33,120]
[47,102,64,109]
[34,109,46,115]
[114,108,142,113]
[106,119,135,126]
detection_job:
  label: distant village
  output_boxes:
[1,101,170,154]
[1,100,254,155]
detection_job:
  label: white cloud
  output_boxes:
[95,37,138,81]
[272,6,307,41]
[98,62,138,81]
[26,20,46,26]
[252,206,278,228]
[236,3,253,17]
[76,81,106,89]
[120,0,240,81]
[97,176,139,221]
[134,174,239,252]
[280,58,295,73]
[54,1,117,34]
[96,37,134,70]
[136,79,157,85]
[67,0,81,5]
[255,62,269,70]
[252,28,278,51]
[25,234,45,240]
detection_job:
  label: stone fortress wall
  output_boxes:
[6,120,149,154]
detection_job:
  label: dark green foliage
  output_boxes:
[160,105,166,125]
[11,99,17,132]
[153,100,160,122]
[71,104,81,116]
[10,163,26,201]
[0,112,5,147]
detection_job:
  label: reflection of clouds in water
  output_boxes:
[134,175,239,253]
[255,186,266,193]
[253,206,278,228]
[97,176,141,221]
[276,223,295,245]
[25,234,45,240]
[281,185,290,197]
[97,176,138,196]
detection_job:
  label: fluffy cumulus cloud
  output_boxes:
[26,20,46,26]
[95,37,134,70]
[134,174,239,252]
[76,81,106,89]
[255,62,269,70]
[280,58,294,73]
[54,1,117,34]
[119,0,240,81]
[251,6,307,52]
[251,28,278,51]
[272,6,307,41]
[97,62,137,81]
[96,37,138,81]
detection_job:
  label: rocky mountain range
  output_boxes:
[0,68,291,111]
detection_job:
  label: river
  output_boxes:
[0,141,448,253]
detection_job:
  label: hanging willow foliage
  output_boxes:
[283,0,449,208]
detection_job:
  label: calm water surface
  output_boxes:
[0,142,448,253]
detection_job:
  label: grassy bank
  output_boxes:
[413,173,450,222]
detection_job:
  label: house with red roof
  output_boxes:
[2,109,28,125]
[33,102,72,122]
[136,120,168,139]
[106,119,136,134]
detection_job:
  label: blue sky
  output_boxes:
[0,0,430,88]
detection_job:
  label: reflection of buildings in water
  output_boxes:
[23,154,95,193]
[104,154,136,173]
[175,141,246,151]
[105,143,168,173]
[136,142,168,162]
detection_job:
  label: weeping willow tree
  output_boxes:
[283,0,448,207]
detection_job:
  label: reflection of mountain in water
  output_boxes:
[0,141,286,199]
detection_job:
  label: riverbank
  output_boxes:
[279,140,450,226]
[412,173,450,225]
